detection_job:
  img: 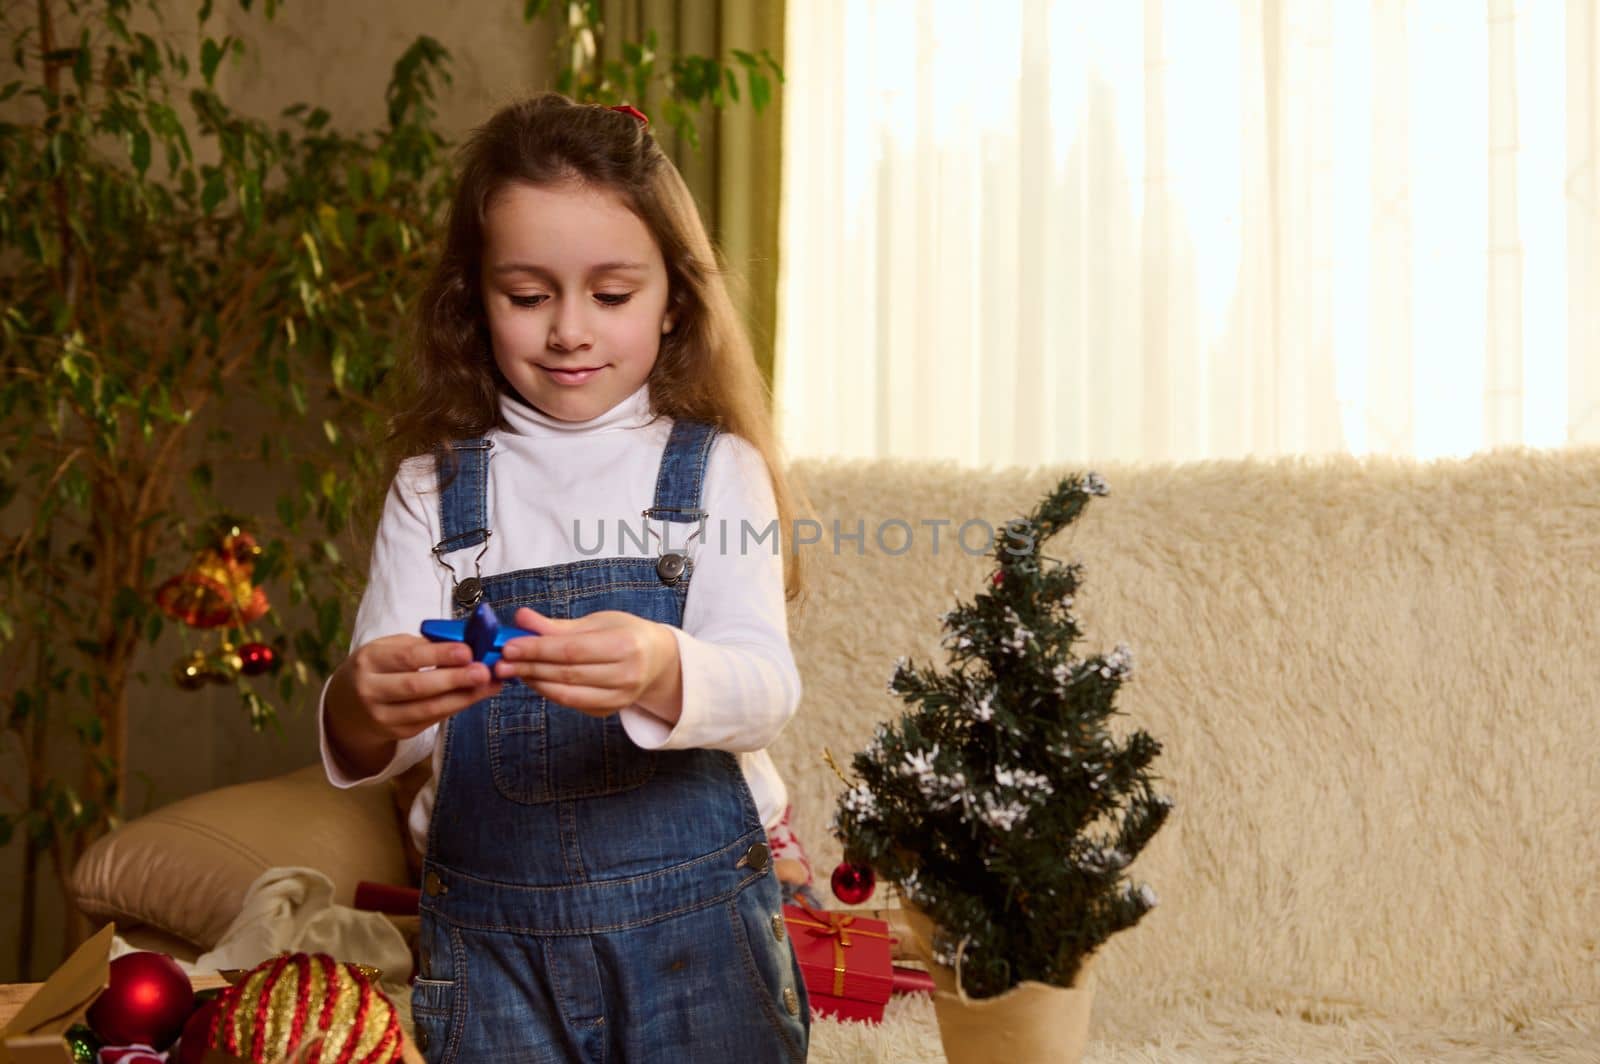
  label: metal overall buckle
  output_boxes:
[433,531,493,610]
[641,507,707,586]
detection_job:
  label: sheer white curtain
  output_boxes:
[774,0,1600,466]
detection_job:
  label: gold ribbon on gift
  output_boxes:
[788,901,894,997]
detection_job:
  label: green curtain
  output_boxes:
[596,0,786,392]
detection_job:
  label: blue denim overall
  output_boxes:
[409,420,810,1063]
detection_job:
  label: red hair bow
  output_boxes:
[609,104,649,127]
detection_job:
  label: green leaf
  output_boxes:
[73,38,92,91]
[201,38,223,86]
[240,687,275,731]
[301,232,323,280]
[72,714,104,745]
[316,597,340,645]
[750,72,772,113]
[199,0,216,25]
[129,127,150,174]
[240,169,263,231]
[369,157,390,198]
[201,168,227,213]
[322,419,339,445]
[112,587,145,624]
[9,691,33,726]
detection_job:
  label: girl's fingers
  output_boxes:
[373,661,494,705]
[369,635,472,673]
[514,606,575,634]
[492,659,624,687]
[501,628,635,665]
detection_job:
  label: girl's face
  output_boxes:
[480,179,673,422]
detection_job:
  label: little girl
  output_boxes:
[320,92,813,1062]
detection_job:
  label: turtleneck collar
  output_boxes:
[498,381,656,437]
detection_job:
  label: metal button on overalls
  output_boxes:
[453,576,483,610]
[737,841,770,872]
[656,551,686,585]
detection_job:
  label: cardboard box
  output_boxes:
[0,925,422,1064]
[782,903,895,1024]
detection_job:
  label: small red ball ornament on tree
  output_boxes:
[830,860,877,905]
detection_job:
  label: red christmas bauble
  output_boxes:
[237,642,279,676]
[86,952,195,1051]
[830,860,877,905]
[174,997,220,1064]
[992,570,1004,586]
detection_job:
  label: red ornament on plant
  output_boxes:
[174,997,221,1064]
[237,641,279,676]
[85,951,195,1051]
[831,860,877,905]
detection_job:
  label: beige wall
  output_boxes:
[2,0,566,982]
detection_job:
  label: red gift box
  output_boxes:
[782,902,895,1023]
[354,880,421,915]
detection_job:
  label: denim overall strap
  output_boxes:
[433,438,492,555]
[432,438,492,609]
[646,419,718,525]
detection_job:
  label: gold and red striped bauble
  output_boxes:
[203,953,404,1064]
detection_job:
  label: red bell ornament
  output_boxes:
[237,641,279,676]
[86,951,195,1051]
[830,860,877,905]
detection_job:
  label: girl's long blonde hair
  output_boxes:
[388,92,805,601]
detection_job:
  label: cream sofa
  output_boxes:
[71,449,1600,1061]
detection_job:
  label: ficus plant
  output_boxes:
[0,0,780,977]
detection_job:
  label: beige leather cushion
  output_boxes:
[70,764,411,951]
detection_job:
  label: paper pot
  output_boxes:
[899,904,1096,1064]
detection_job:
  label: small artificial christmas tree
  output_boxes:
[831,472,1173,999]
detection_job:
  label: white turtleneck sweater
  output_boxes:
[317,382,798,855]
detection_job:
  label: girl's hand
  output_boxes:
[325,635,504,775]
[494,607,682,721]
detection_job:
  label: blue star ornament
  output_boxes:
[420,601,536,667]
